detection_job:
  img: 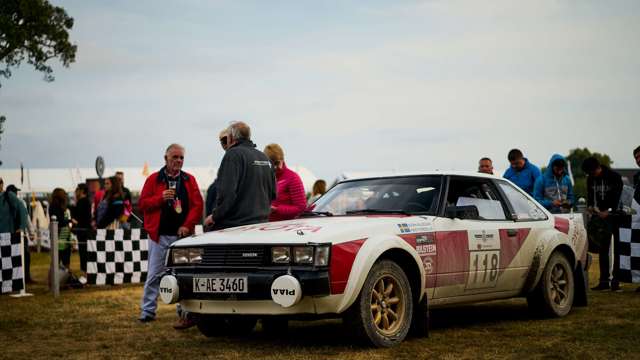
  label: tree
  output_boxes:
[0,0,77,86]
[0,1,76,166]
[566,147,613,201]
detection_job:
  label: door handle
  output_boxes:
[507,229,518,237]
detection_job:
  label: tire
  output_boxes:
[527,252,575,317]
[196,315,257,337]
[344,259,413,347]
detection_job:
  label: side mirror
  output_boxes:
[445,205,480,220]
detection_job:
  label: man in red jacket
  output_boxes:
[138,143,203,329]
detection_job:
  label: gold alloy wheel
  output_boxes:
[370,274,406,336]
[549,263,569,307]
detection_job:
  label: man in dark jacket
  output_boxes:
[582,157,623,291]
[205,129,231,219]
[204,121,276,230]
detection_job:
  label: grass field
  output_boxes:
[1,252,639,360]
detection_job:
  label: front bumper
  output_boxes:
[168,268,331,302]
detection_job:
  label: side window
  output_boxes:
[446,177,509,220]
[497,181,548,221]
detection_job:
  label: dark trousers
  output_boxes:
[598,217,620,285]
[60,246,72,269]
[23,236,31,281]
[77,233,88,272]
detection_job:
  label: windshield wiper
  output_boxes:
[345,209,412,215]
[300,211,334,217]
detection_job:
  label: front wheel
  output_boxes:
[344,259,413,347]
[527,252,575,317]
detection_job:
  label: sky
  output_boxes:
[1,0,639,181]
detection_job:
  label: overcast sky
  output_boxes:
[1,0,639,180]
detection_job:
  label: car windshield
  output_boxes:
[311,176,442,216]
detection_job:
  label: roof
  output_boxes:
[337,170,501,182]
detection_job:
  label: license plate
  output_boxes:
[193,276,248,293]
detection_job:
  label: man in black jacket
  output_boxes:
[204,121,276,230]
[205,128,231,220]
[582,157,623,291]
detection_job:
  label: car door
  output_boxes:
[493,180,549,292]
[433,176,512,299]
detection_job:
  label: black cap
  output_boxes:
[6,184,21,193]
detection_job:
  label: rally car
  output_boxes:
[159,172,589,347]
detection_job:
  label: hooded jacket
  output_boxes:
[503,158,541,195]
[213,139,276,229]
[533,154,575,213]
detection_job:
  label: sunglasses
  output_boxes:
[171,155,184,160]
[220,136,228,146]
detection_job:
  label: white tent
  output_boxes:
[0,165,317,194]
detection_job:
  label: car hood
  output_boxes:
[173,215,436,247]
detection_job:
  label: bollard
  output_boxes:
[50,216,59,298]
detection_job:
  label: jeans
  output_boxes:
[597,217,620,285]
[140,235,187,319]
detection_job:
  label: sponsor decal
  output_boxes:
[396,222,433,234]
[242,252,258,258]
[272,288,296,296]
[468,230,500,251]
[221,223,323,233]
[416,244,437,256]
[416,234,435,245]
[423,257,434,275]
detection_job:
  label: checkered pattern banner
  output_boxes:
[1,232,24,294]
[618,198,640,284]
[86,229,149,285]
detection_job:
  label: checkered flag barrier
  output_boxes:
[618,198,640,284]
[86,229,149,286]
[1,233,24,294]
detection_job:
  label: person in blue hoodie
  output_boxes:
[503,149,541,195]
[533,154,575,213]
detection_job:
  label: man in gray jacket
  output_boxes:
[204,121,276,230]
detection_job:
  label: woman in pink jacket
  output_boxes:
[264,143,307,222]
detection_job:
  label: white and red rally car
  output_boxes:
[159,172,589,347]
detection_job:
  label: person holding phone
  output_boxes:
[138,143,203,328]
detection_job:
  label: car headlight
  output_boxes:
[271,246,291,264]
[271,245,331,266]
[172,248,203,265]
[314,245,330,266]
[293,246,314,264]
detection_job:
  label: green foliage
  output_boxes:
[566,147,613,200]
[0,0,77,86]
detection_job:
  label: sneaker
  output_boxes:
[611,283,622,292]
[173,317,197,330]
[591,283,610,291]
[138,316,155,323]
[636,287,640,292]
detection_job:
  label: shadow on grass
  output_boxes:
[187,299,539,349]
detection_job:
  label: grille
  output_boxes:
[201,245,266,267]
